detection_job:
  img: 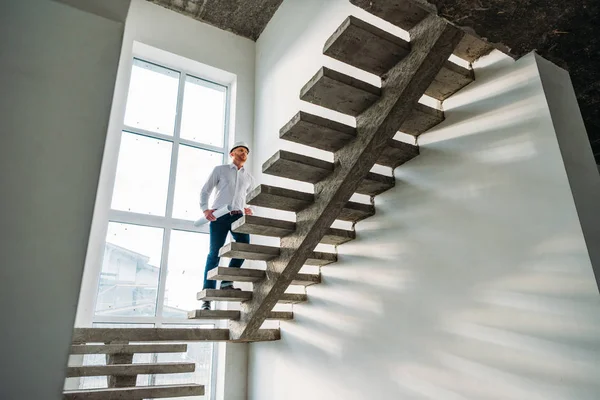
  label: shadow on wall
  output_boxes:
[250,52,600,400]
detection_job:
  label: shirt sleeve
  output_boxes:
[200,167,219,212]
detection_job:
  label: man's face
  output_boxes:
[230,147,249,164]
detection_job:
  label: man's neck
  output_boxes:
[232,160,245,170]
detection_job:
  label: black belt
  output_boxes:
[229,210,243,215]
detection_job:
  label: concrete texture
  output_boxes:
[349,0,433,31]
[66,362,196,377]
[324,15,411,76]
[401,103,445,136]
[280,111,357,153]
[218,242,337,266]
[263,150,395,195]
[69,344,187,355]
[209,266,266,282]
[188,309,294,320]
[197,289,253,302]
[425,60,475,100]
[71,327,280,343]
[147,0,284,40]
[232,215,356,245]
[300,67,382,116]
[378,139,420,169]
[63,384,205,399]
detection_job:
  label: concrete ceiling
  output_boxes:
[151,0,599,164]
[147,0,284,41]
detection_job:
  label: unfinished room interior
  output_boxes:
[2,0,600,398]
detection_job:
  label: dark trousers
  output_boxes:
[202,213,250,290]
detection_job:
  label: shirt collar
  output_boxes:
[229,163,245,171]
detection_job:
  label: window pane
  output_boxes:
[111,132,172,216]
[163,230,210,317]
[172,145,223,220]
[124,59,179,135]
[180,75,226,146]
[95,223,164,317]
[158,324,214,400]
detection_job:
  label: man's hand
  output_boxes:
[244,208,253,216]
[204,209,217,221]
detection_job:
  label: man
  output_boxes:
[199,141,254,310]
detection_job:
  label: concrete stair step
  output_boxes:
[401,103,444,136]
[280,111,357,152]
[71,328,279,343]
[300,66,381,116]
[65,362,195,378]
[324,15,411,76]
[349,0,434,31]
[247,184,375,222]
[207,266,321,286]
[263,150,394,195]
[218,242,337,266]
[197,289,253,302]
[279,112,419,168]
[187,309,294,320]
[232,216,356,245]
[425,60,474,101]
[69,344,187,355]
[350,0,495,63]
[63,384,204,400]
[197,289,307,304]
[378,138,420,168]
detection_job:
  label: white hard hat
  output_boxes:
[230,141,250,154]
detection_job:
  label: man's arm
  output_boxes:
[200,167,219,213]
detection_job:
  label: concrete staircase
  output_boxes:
[190,0,488,341]
[65,0,499,396]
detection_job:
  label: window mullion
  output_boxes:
[156,73,186,320]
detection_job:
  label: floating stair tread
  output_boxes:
[358,172,395,196]
[292,273,321,286]
[400,103,444,136]
[63,384,204,400]
[232,215,296,237]
[220,242,336,266]
[425,60,474,101]
[279,293,308,304]
[232,216,355,245]
[188,310,293,320]
[300,66,381,116]
[187,310,242,320]
[69,344,187,355]
[219,242,280,261]
[66,362,195,378]
[197,289,253,302]
[208,266,265,282]
[247,185,314,212]
[207,266,322,285]
[248,185,375,223]
[321,227,356,245]
[338,201,375,222]
[454,33,495,63]
[377,138,420,169]
[349,0,434,31]
[71,328,279,343]
[280,111,357,152]
[263,150,334,184]
[324,15,411,76]
[263,150,394,196]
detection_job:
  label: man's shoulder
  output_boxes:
[213,164,230,172]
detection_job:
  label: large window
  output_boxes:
[89,58,230,398]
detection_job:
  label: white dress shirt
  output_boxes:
[200,163,255,212]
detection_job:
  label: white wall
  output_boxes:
[248,1,600,399]
[74,1,256,398]
[0,0,127,399]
